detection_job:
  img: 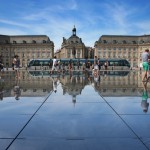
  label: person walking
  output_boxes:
[142,49,150,82]
[50,56,57,74]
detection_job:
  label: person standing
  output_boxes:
[142,49,150,82]
[104,60,108,70]
[0,55,4,79]
[50,56,57,74]
[98,58,101,71]
[93,56,98,74]
[0,55,4,71]
[13,55,20,79]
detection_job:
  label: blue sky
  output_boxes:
[0,0,150,50]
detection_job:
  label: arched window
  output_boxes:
[103,40,107,44]
[43,40,46,43]
[113,40,117,44]
[23,40,26,44]
[13,41,17,44]
[32,40,36,43]
[123,40,127,44]
[132,41,136,44]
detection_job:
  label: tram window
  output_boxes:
[34,60,40,66]
[119,61,124,66]
[113,62,119,66]
[42,61,49,66]
[109,62,114,66]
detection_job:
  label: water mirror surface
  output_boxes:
[0,70,150,150]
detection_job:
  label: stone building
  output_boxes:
[94,35,150,68]
[0,35,54,68]
[55,49,61,59]
[60,26,87,59]
[85,46,94,59]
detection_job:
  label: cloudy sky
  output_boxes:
[0,0,150,50]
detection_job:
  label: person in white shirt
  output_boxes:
[50,56,57,74]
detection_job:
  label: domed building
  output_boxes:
[59,26,87,59]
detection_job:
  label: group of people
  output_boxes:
[92,56,108,76]
[49,56,109,75]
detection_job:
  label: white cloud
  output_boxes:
[0,0,150,51]
[0,27,27,35]
[135,21,150,33]
[0,19,30,28]
[22,0,77,21]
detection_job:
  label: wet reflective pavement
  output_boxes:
[0,70,150,150]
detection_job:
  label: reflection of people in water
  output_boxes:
[52,77,58,93]
[13,79,21,100]
[93,70,100,87]
[103,70,108,77]
[141,81,149,113]
[0,85,4,101]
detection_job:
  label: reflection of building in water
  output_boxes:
[93,71,147,96]
[60,74,86,106]
[2,70,150,98]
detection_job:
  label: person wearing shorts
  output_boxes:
[13,55,20,79]
[50,56,57,74]
[142,49,150,82]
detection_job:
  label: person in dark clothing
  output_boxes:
[0,55,4,72]
[13,55,20,78]
[98,58,101,70]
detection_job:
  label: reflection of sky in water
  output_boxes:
[0,71,150,150]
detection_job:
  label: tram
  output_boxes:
[27,58,130,70]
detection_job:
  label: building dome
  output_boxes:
[72,25,76,36]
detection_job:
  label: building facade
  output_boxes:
[0,35,54,68]
[59,26,87,59]
[94,35,150,68]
